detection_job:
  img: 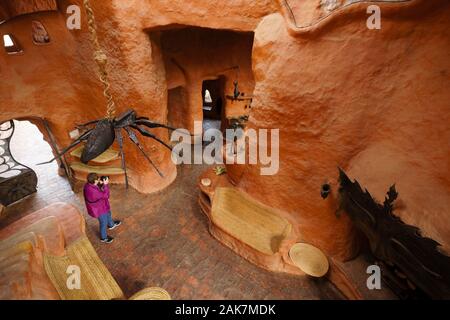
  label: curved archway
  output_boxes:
[0,116,73,207]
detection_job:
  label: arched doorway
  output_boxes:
[202,77,225,134]
[0,118,72,208]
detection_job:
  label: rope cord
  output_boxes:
[83,0,116,120]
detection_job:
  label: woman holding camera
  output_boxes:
[84,173,121,243]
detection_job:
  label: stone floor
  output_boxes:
[0,120,344,300]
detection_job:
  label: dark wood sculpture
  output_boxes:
[338,168,450,299]
[0,121,37,206]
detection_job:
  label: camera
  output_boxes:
[98,176,110,187]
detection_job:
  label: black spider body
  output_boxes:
[40,109,177,186]
[81,119,115,163]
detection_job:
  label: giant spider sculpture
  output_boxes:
[39,109,177,187]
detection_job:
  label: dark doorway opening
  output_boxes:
[202,78,225,133]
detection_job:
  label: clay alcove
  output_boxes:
[32,20,50,45]
[149,26,255,136]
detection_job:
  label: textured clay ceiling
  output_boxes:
[0,0,58,22]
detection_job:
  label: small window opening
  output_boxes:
[32,21,50,45]
[3,35,14,47]
[3,34,23,54]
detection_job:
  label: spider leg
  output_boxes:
[136,119,195,137]
[76,119,101,129]
[131,124,173,151]
[123,127,164,178]
[37,129,92,165]
[135,119,179,132]
[116,128,129,189]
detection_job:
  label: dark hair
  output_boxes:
[87,172,99,184]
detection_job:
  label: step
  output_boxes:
[70,145,120,164]
[70,162,125,184]
[70,162,124,175]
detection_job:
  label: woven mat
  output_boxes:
[129,287,171,300]
[211,188,292,255]
[43,236,124,300]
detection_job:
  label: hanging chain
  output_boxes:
[83,0,116,120]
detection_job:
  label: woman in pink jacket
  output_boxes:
[83,173,121,243]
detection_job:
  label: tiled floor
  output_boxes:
[0,120,344,300]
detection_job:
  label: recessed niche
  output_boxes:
[3,34,23,54]
[32,20,50,45]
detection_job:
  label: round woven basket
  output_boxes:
[129,287,171,300]
[289,243,329,277]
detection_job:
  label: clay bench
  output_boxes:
[0,202,170,300]
[198,169,305,273]
[211,187,292,256]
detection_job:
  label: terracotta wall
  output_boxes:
[0,8,104,154]
[232,0,450,259]
[0,0,275,193]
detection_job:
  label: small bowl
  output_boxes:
[201,178,212,187]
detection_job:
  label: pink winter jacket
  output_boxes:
[83,183,111,218]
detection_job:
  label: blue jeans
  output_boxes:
[98,211,114,240]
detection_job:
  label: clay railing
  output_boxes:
[277,0,424,36]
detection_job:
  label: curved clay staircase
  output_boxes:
[69,145,125,184]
